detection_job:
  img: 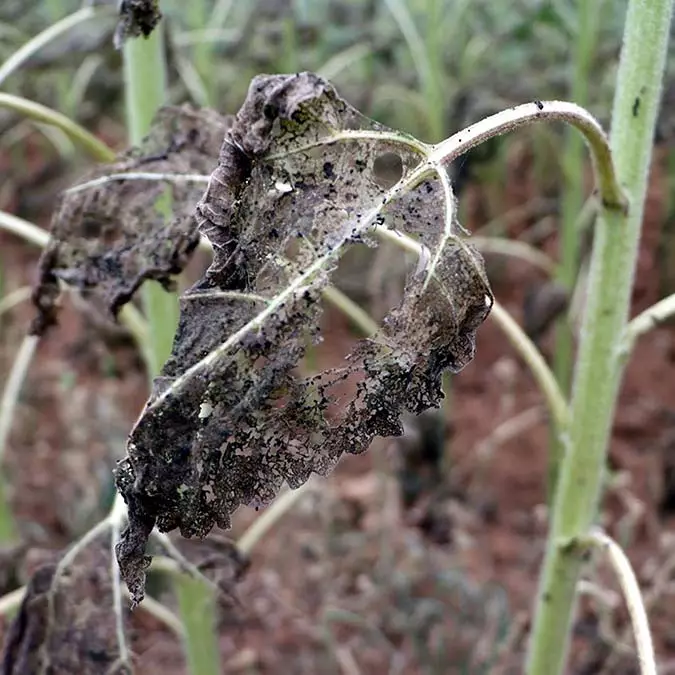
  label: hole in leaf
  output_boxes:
[332,239,410,325]
[372,152,404,189]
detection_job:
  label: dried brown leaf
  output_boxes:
[31,104,230,335]
[114,0,162,47]
[1,540,129,675]
[114,72,493,604]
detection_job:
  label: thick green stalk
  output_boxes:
[123,28,179,377]
[526,1,674,673]
[123,25,221,675]
[548,0,604,499]
[554,0,604,395]
[173,577,220,675]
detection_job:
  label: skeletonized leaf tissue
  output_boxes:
[35,72,494,606]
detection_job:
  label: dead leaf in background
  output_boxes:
[523,281,569,342]
[114,0,162,47]
[114,72,493,605]
[31,104,230,335]
[1,540,128,675]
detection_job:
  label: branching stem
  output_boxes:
[237,481,316,555]
[526,1,674,672]
[0,287,32,319]
[430,100,626,213]
[622,293,675,357]
[0,210,50,247]
[584,529,656,675]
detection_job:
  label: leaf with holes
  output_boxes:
[31,104,230,335]
[114,72,493,605]
[1,542,125,675]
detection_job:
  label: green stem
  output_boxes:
[320,286,379,336]
[0,210,51,247]
[0,287,32,320]
[470,236,557,276]
[173,577,220,673]
[526,1,674,673]
[554,0,604,395]
[423,0,445,141]
[0,6,107,87]
[0,336,39,542]
[187,0,213,106]
[585,529,656,675]
[123,25,220,675]
[549,1,604,500]
[237,483,314,556]
[0,93,114,162]
[123,29,167,145]
[489,302,568,432]
[622,292,675,355]
[123,27,179,378]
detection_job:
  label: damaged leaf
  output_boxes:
[114,0,162,48]
[114,72,493,605]
[31,104,230,336]
[1,541,129,675]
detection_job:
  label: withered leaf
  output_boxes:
[114,0,162,48]
[31,104,230,335]
[1,541,129,675]
[115,72,493,605]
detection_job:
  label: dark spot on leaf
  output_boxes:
[263,103,278,121]
[632,96,641,117]
[80,218,102,240]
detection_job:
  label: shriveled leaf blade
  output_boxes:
[114,0,162,47]
[1,541,128,675]
[115,72,493,604]
[31,105,230,335]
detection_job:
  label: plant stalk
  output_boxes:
[554,0,604,397]
[622,292,675,354]
[0,336,38,542]
[549,0,604,501]
[0,93,114,162]
[526,1,674,672]
[0,6,108,87]
[123,24,221,675]
[586,529,656,675]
